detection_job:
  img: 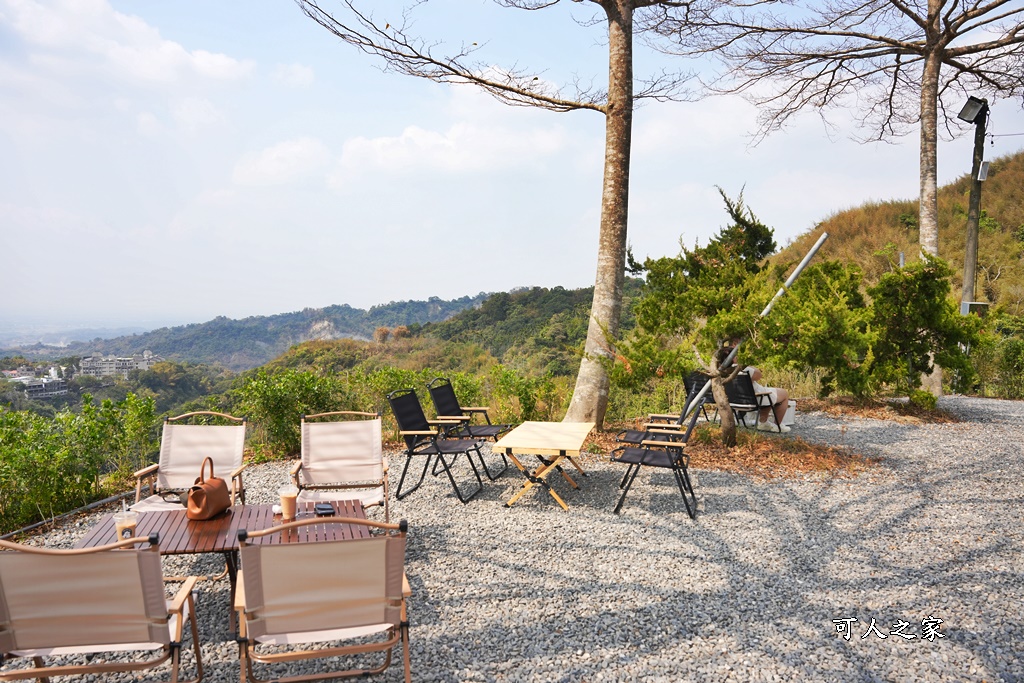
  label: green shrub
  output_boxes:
[908,390,938,410]
[0,393,158,535]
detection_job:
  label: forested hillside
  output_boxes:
[272,282,643,379]
[777,149,1024,315]
[1,295,488,371]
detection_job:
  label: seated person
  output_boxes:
[745,366,790,433]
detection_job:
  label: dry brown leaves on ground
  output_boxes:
[588,421,880,480]
[797,397,958,424]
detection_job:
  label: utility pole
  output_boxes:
[958,96,989,309]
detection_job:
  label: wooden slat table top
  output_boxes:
[491,421,596,457]
[74,500,368,553]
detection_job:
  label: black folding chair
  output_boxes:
[386,388,484,504]
[610,439,697,519]
[427,377,510,480]
[725,372,778,430]
[684,371,719,423]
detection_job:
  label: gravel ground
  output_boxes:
[11,395,1024,682]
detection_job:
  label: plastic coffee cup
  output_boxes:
[113,510,138,541]
[279,485,299,520]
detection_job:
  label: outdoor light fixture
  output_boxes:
[959,94,991,314]
[957,96,987,124]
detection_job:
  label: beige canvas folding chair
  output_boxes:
[235,517,412,683]
[291,411,389,521]
[134,411,247,511]
[0,534,203,683]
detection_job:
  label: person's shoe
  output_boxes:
[757,421,790,434]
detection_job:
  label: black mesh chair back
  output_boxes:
[683,371,717,423]
[388,388,432,451]
[724,372,776,428]
[426,378,462,419]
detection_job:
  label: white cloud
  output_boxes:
[271,62,314,87]
[329,121,567,188]
[136,110,162,135]
[232,137,331,187]
[2,0,254,84]
[171,97,224,131]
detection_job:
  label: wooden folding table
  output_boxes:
[492,421,595,511]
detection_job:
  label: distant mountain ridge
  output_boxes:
[1,295,489,371]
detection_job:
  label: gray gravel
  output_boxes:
[13,395,1024,682]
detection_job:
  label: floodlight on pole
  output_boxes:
[957,96,987,124]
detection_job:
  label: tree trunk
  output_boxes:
[711,378,736,448]
[917,5,942,257]
[564,1,633,427]
[918,3,944,397]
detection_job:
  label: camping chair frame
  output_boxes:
[235,517,411,683]
[426,377,510,480]
[387,388,484,504]
[616,371,721,447]
[134,410,247,506]
[611,439,697,519]
[0,534,203,683]
[292,411,390,522]
[684,371,719,424]
[725,373,779,430]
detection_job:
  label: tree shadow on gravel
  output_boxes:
[397,412,1024,682]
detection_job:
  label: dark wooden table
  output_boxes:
[75,500,368,552]
[76,500,368,632]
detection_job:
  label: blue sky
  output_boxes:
[2,0,1023,332]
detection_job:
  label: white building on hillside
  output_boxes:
[80,351,162,379]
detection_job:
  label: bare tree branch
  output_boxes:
[296,0,606,112]
[656,0,1024,258]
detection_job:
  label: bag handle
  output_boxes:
[199,456,215,483]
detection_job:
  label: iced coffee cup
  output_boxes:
[113,510,138,541]
[279,485,299,520]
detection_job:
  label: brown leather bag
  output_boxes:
[186,456,232,520]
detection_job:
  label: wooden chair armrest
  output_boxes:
[230,463,247,479]
[435,415,470,421]
[426,419,461,425]
[643,422,681,430]
[462,406,489,412]
[403,572,412,598]
[290,460,302,476]
[640,439,684,448]
[234,569,247,612]
[400,430,438,436]
[133,463,159,479]
[134,463,159,503]
[167,576,200,615]
[646,413,678,420]
[646,428,686,436]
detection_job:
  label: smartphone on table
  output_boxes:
[313,502,335,517]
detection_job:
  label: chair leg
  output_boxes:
[396,455,432,501]
[618,463,637,489]
[476,448,509,480]
[434,452,483,504]
[613,461,644,514]
[672,459,698,520]
[401,622,412,683]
